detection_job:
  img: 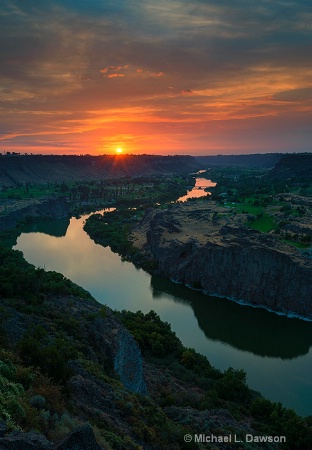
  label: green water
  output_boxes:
[13,211,312,416]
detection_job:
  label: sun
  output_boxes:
[116,147,123,154]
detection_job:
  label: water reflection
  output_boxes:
[21,217,70,237]
[177,178,217,202]
[150,275,312,359]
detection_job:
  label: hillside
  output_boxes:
[0,154,201,187]
[269,153,312,181]
[195,153,282,168]
[0,153,298,188]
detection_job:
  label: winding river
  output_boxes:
[13,208,312,417]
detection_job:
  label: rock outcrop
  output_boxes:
[0,196,70,232]
[0,294,148,449]
[114,327,148,395]
[0,423,101,450]
[132,203,312,319]
[2,295,148,396]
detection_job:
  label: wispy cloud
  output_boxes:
[0,0,311,154]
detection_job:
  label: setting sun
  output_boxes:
[116,148,123,154]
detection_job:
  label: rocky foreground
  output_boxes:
[132,201,312,319]
[0,291,278,449]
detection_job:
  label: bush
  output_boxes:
[29,394,46,409]
[0,359,25,429]
[17,329,77,382]
[0,247,92,303]
[117,310,183,358]
[215,367,252,404]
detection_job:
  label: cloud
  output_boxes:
[0,0,311,154]
[100,65,129,77]
[181,89,193,96]
[272,87,312,102]
[107,73,125,78]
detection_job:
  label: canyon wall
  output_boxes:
[133,205,312,319]
[0,196,70,232]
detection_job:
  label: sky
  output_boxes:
[0,0,312,156]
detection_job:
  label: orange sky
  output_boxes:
[0,1,312,155]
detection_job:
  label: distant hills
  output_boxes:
[195,153,282,168]
[0,154,200,187]
[0,152,310,187]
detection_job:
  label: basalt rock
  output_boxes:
[0,196,70,232]
[133,205,312,319]
[0,424,101,450]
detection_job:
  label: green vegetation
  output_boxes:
[83,175,193,259]
[0,174,191,208]
[17,328,78,382]
[116,310,184,358]
[0,350,71,436]
[83,208,140,257]
[206,167,311,246]
[117,310,312,450]
[282,240,311,249]
[248,214,276,232]
[0,246,92,303]
[82,168,311,259]
[0,183,57,200]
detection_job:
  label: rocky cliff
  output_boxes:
[0,196,70,232]
[132,203,312,319]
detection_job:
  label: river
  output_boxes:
[177,176,217,202]
[13,209,312,417]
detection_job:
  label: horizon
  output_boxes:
[1,150,312,159]
[2,151,311,158]
[1,1,312,155]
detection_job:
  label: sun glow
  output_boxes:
[116,147,123,154]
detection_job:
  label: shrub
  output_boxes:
[29,394,46,409]
[215,367,252,404]
[117,310,183,357]
[0,359,26,429]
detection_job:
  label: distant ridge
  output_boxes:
[1,153,309,187]
[195,153,283,168]
[0,154,201,187]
